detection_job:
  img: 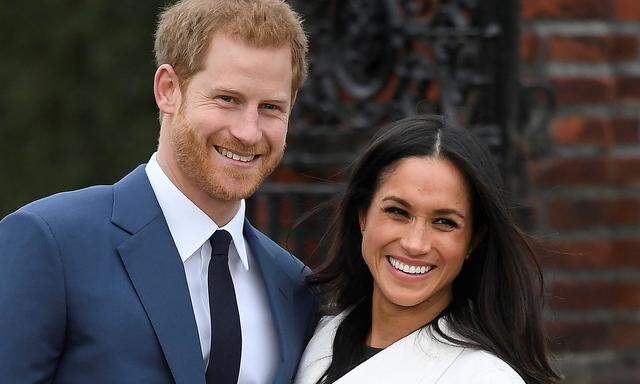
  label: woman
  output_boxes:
[295,115,560,383]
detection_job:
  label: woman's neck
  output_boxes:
[367,287,451,348]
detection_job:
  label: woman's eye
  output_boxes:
[434,218,459,229]
[383,206,409,218]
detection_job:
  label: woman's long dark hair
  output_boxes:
[306,115,560,383]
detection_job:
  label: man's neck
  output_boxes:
[156,153,239,226]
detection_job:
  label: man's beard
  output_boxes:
[170,111,284,201]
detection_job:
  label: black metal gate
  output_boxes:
[247,0,535,265]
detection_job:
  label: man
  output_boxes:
[0,1,317,383]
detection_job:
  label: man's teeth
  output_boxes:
[218,147,255,163]
[389,256,432,275]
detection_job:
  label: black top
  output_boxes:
[356,345,384,366]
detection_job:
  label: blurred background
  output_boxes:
[1,1,639,382]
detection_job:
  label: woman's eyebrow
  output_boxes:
[381,196,466,219]
[381,196,411,207]
[433,208,466,219]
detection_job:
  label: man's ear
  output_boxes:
[154,64,182,116]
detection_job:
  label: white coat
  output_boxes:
[294,310,525,384]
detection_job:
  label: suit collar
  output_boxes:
[112,167,306,384]
[111,164,162,234]
[112,165,205,384]
[144,154,250,269]
[244,221,302,383]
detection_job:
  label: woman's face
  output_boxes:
[359,156,475,314]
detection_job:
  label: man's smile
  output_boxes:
[214,145,258,163]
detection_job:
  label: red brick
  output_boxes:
[531,157,610,187]
[608,198,640,225]
[551,117,639,145]
[551,116,607,145]
[550,281,640,310]
[547,322,608,351]
[251,194,270,232]
[547,197,640,229]
[270,168,311,183]
[612,157,640,186]
[541,239,640,269]
[539,240,609,268]
[522,0,613,20]
[611,238,640,259]
[268,164,344,184]
[616,77,640,99]
[612,118,640,143]
[520,33,542,63]
[548,322,640,351]
[612,323,640,349]
[548,36,638,62]
[552,78,616,105]
[278,196,295,231]
[614,0,640,20]
[548,199,605,229]
[556,117,638,144]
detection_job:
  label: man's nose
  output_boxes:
[230,109,262,147]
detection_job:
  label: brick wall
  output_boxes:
[521,1,640,382]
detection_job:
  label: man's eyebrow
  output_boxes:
[210,87,290,105]
[211,86,242,95]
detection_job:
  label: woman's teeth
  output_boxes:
[388,256,432,275]
[217,147,255,162]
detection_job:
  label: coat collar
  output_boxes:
[112,165,205,384]
[295,310,466,384]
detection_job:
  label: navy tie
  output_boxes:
[205,230,241,384]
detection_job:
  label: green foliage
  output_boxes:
[0,1,170,215]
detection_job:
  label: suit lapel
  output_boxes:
[112,166,204,384]
[244,221,299,384]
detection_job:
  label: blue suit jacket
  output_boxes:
[0,165,318,384]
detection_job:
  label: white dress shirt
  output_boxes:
[145,153,279,384]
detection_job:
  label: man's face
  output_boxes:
[169,33,293,201]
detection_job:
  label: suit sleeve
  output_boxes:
[0,210,66,383]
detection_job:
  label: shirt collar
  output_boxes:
[145,153,249,270]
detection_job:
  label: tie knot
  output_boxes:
[210,230,232,258]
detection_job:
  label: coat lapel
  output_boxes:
[338,326,465,383]
[112,165,204,384]
[295,311,465,384]
[244,221,300,384]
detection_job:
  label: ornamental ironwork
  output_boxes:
[247,0,552,263]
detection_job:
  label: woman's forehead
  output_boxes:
[373,157,472,211]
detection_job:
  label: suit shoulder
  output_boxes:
[11,185,113,228]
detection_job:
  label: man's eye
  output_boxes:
[383,206,409,218]
[219,95,235,103]
[261,103,279,110]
